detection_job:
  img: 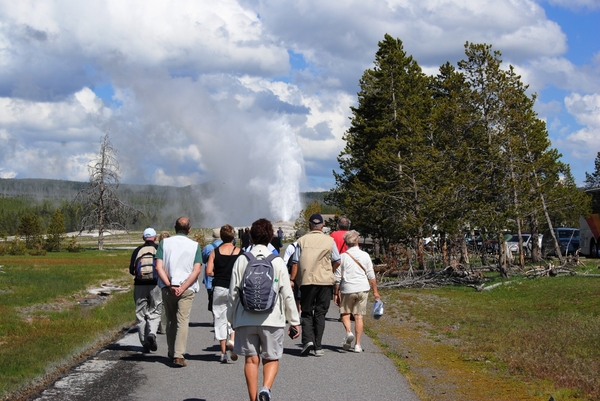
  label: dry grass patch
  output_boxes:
[365,273,600,401]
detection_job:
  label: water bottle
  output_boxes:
[372,299,384,319]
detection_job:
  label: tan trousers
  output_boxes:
[162,288,195,359]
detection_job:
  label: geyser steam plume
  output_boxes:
[198,118,304,227]
[111,71,305,228]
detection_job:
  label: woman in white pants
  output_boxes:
[206,224,241,363]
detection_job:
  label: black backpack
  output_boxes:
[135,245,157,281]
[241,252,279,313]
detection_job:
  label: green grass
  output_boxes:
[0,250,134,399]
[368,263,600,400]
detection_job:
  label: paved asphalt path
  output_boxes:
[32,289,420,401]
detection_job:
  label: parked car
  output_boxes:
[541,228,580,257]
[506,233,542,257]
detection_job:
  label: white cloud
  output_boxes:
[518,56,600,94]
[556,93,600,164]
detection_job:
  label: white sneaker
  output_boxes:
[343,332,355,351]
[226,340,238,361]
[354,345,363,353]
[220,353,228,363]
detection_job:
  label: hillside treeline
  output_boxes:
[0,178,329,238]
[0,178,210,237]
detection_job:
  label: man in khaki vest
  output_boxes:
[290,214,341,357]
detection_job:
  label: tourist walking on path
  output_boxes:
[206,224,241,363]
[202,229,223,312]
[330,216,351,254]
[228,218,300,401]
[290,213,341,357]
[334,230,380,353]
[155,217,202,367]
[129,227,161,353]
[157,231,170,334]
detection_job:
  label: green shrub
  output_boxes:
[28,244,47,256]
[7,238,26,255]
[66,236,82,253]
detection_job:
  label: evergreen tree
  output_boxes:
[17,213,42,249]
[329,34,433,263]
[46,209,66,252]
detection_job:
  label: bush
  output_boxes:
[28,243,47,256]
[7,238,27,255]
[66,236,82,253]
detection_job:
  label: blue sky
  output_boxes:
[0,0,598,224]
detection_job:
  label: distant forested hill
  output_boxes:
[0,178,211,233]
[0,178,332,234]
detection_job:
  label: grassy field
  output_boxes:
[0,250,134,400]
[364,260,600,401]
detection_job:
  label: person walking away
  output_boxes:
[282,236,301,313]
[333,230,380,353]
[155,217,202,368]
[241,227,251,250]
[270,234,282,254]
[157,231,170,334]
[228,218,300,401]
[129,228,162,353]
[330,216,353,322]
[290,214,341,357]
[330,216,351,254]
[202,229,223,313]
[206,224,241,363]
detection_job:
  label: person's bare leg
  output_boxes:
[244,355,260,401]
[219,339,227,355]
[341,313,352,333]
[262,359,280,390]
[355,314,364,346]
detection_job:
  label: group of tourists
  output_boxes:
[129,214,379,401]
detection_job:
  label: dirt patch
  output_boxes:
[16,283,130,322]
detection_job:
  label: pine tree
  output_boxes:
[17,213,42,249]
[329,35,433,263]
[46,209,66,252]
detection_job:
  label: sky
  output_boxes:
[0,0,598,225]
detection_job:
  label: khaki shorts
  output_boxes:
[234,326,284,360]
[340,291,368,315]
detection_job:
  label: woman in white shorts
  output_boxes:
[334,230,380,353]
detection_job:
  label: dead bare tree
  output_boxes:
[73,133,141,250]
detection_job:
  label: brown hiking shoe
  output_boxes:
[172,357,187,367]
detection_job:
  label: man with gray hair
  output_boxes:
[334,229,380,353]
[330,216,351,254]
[290,213,341,357]
[155,217,202,367]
